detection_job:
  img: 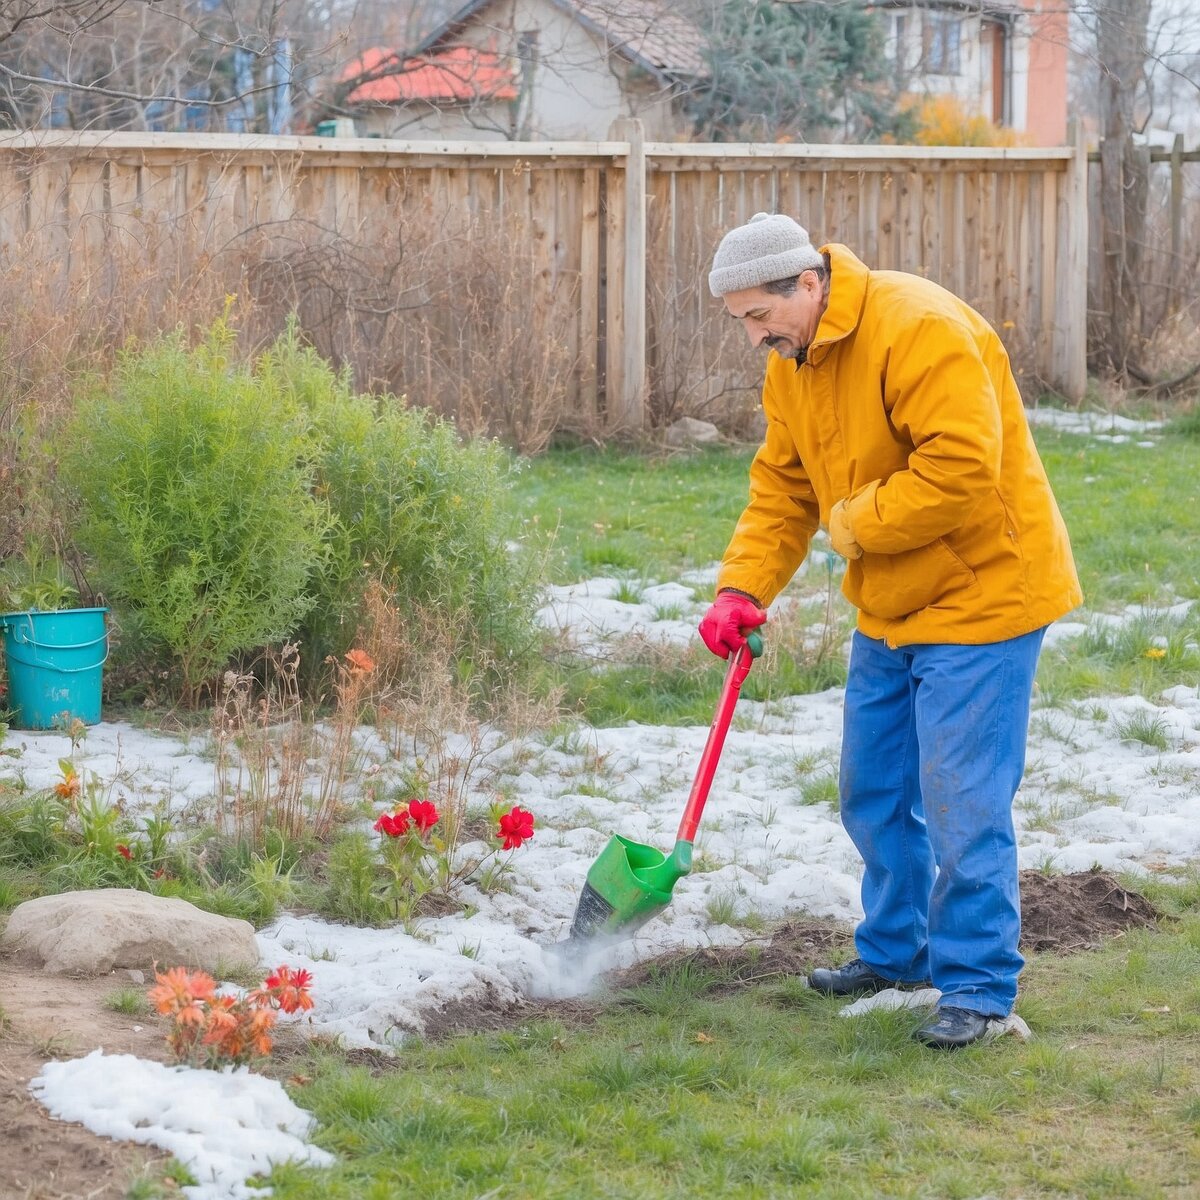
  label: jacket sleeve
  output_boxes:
[845,314,1002,554]
[716,372,820,606]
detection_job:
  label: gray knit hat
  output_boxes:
[708,212,824,297]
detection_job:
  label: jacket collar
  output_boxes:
[808,243,870,366]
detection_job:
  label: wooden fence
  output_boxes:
[0,126,1088,436]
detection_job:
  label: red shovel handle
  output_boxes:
[675,631,761,845]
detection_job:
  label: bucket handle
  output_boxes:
[2,611,109,674]
[10,628,108,652]
[4,644,109,675]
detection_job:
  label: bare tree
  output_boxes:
[0,0,352,131]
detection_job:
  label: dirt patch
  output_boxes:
[1019,868,1159,952]
[606,918,853,993]
[0,967,171,1199]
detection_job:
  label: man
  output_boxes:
[698,212,1081,1049]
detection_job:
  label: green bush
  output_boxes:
[264,326,540,675]
[58,318,327,703]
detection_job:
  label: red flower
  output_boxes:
[407,798,439,834]
[373,810,411,837]
[263,964,315,1014]
[497,805,535,850]
[116,844,133,860]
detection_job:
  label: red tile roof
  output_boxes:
[344,45,518,105]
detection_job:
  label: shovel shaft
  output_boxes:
[675,640,756,844]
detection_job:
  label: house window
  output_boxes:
[924,11,961,75]
[885,13,907,64]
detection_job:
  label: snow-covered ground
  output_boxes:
[13,424,1200,1195]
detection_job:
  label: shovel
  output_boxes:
[562,628,764,945]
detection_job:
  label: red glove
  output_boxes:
[698,590,768,660]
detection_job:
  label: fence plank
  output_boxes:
[578,167,602,426]
[609,118,646,433]
[0,131,1089,420]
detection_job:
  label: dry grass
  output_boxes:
[357,583,559,866]
[210,641,377,846]
[246,211,585,453]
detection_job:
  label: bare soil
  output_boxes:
[0,969,170,1200]
[0,869,1164,1193]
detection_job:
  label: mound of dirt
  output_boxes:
[1019,868,1159,952]
[603,871,1162,996]
[607,919,852,993]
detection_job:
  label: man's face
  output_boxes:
[722,271,827,361]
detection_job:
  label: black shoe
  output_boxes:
[808,957,916,997]
[915,1005,990,1049]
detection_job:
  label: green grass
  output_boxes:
[512,446,757,584]
[1033,426,1200,607]
[266,911,1200,1199]
[103,986,149,1017]
[556,642,848,727]
[517,429,1200,711]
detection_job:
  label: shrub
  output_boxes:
[57,317,327,704]
[905,95,1023,147]
[263,326,541,678]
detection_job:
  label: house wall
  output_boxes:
[361,0,681,141]
[883,3,1067,146]
[1021,0,1068,145]
[355,102,514,140]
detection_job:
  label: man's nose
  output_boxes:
[745,322,768,348]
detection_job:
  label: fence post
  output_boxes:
[1052,121,1088,402]
[1168,132,1184,316]
[607,118,646,432]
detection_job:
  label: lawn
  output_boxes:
[263,417,1200,1200]
[7,413,1200,1200]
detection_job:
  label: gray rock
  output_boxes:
[0,889,259,977]
[664,417,721,448]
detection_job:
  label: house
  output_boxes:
[342,0,706,141]
[874,0,1069,145]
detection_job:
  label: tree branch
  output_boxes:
[1134,359,1200,395]
[0,59,281,108]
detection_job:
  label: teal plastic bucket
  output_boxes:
[0,608,109,730]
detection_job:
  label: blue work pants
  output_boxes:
[838,627,1046,1017]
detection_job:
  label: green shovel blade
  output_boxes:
[570,835,694,939]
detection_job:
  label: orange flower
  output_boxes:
[116,844,132,861]
[344,648,376,673]
[54,775,80,800]
[148,966,216,1024]
[247,1007,277,1056]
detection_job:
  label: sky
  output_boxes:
[14,407,1199,1197]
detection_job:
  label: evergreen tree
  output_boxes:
[685,0,911,143]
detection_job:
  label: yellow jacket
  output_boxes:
[717,244,1082,647]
